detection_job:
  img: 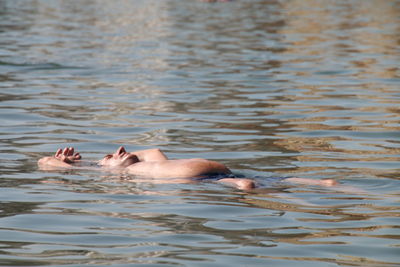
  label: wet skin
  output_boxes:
[38,146,340,190]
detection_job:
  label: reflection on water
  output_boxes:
[0,0,399,266]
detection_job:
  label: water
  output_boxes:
[1,0,399,266]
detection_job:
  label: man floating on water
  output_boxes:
[38,146,339,191]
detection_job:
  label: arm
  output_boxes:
[130,148,168,162]
[38,147,82,169]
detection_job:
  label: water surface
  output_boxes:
[0,0,399,266]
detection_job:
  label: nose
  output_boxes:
[116,146,126,155]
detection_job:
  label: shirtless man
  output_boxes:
[38,146,338,190]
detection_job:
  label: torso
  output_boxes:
[125,158,231,179]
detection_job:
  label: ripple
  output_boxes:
[0,0,399,266]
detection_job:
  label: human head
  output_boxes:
[98,146,139,168]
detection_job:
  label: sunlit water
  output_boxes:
[1,0,399,266]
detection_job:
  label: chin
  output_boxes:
[120,160,136,168]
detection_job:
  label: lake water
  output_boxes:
[0,0,399,266]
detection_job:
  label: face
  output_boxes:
[98,146,139,168]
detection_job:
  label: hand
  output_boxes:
[54,147,81,163]
[38,147,82,169]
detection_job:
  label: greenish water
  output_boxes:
[0,0,399,266]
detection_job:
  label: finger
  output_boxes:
[63,147,69,156]
[74,153,81,160]
[68,147,74,156]
[55,149,62,157]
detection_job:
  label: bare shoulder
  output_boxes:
[131,148,168,162]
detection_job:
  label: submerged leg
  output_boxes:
[218,176,341,191]
[284,177,338,187]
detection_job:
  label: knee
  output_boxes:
[321,179,339,186]
[218,178,256,190]
[236,179,256,190]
